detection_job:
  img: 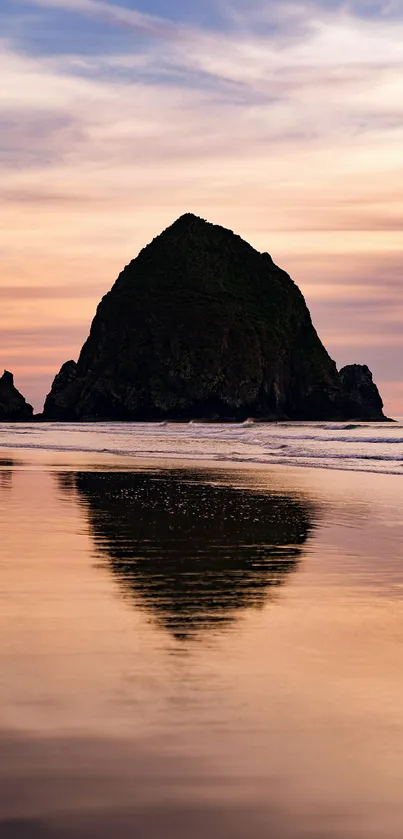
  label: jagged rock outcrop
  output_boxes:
[43,360,78,419]
[0,371,33,421]
[43,214,387,422]
[339,364,385,420]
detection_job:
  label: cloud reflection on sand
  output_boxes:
[0,728,353,839]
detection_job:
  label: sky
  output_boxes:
[1,0,402,414]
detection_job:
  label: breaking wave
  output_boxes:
[0,419,402,476]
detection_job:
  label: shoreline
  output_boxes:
[2,414,397,424]
[1,419,402,477]
[1,446,403,488]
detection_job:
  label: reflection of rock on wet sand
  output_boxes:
[0,459,14,493]
[69,471,315,639]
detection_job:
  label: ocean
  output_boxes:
[0,417,402,474]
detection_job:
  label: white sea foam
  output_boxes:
[0,420,402,475]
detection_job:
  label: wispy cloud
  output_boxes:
[18,0,186,37]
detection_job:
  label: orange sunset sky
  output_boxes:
[1,0,402,414]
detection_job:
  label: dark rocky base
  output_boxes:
[33,413,394,423]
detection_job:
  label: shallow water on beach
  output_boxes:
[0,417,403,475]
[1,444,403,838]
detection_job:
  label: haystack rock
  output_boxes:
[43,214,387,422]
[0,371,33,422]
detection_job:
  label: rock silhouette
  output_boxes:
[44,214,386,421]
[339,364,385,420]
[0,371,33,422]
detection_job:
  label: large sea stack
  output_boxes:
[0,371,33,422]
[44,214,386,421]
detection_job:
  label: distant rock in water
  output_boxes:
[339,364,385,420]
[0,371,33,422]
[43,360,78,420]
[43,214,387,421]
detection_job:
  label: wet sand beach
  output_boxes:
[1,435,403,838]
